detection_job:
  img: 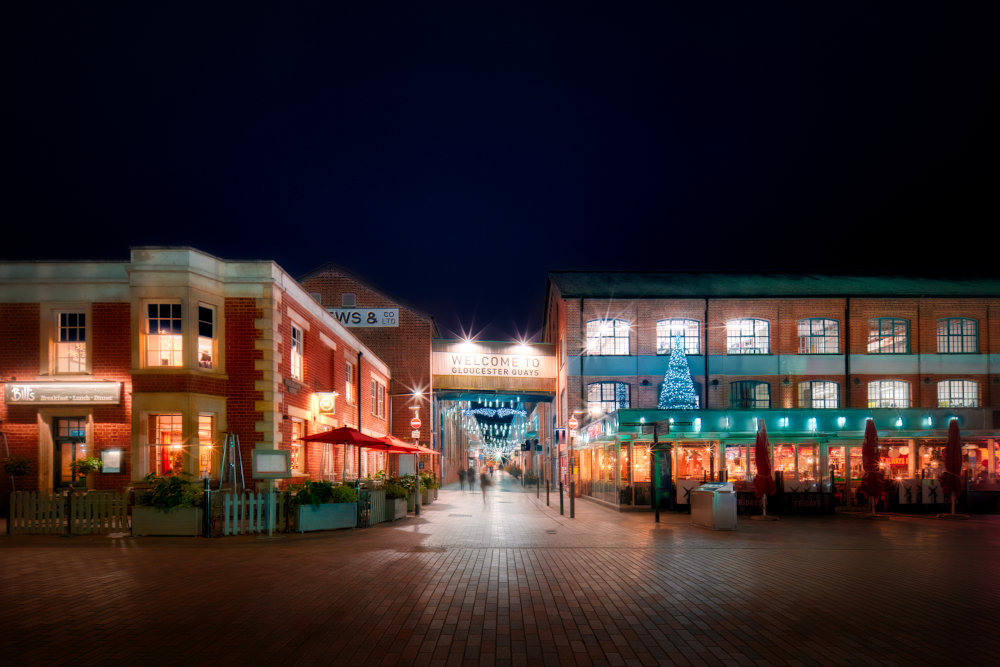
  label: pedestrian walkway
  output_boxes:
[1,470,998,667]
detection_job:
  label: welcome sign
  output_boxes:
[432,352,557,378]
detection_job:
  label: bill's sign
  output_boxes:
[327,308,398,327]
[4,382,122,405]
[432,352,556,378]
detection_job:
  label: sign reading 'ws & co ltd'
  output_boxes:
[4,382,122,405]
[327,308,399,327]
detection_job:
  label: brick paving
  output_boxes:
[2,471,998,667]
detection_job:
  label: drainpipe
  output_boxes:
[845,298,851,407]
[704,298,710,409]
[357,351,363,481]
[580,298,586,409]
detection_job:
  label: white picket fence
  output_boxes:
[220,491,287,535]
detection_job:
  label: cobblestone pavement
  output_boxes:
[2,471,998,667]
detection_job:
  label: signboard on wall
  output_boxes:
[3,382,121,405]
[327,308,399,327]
[432,352,556,378]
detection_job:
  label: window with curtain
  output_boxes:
[656,319,700,354]
[937,318,978,353]
[937,380,978,407]
[585,319,630,355]
[797,318,839,354]
[867,318,909,353]
[867,380,910,408]
[726,319,770,354]
[729,381,770,408]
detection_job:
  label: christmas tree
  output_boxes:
[658,332,698,409]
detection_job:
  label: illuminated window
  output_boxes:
[151,414,183,476]
[371,379,386,419]
[146,303,183,367]
[798,381,839,408]
[797,318,839,354]
[868,318,909,353]
[585,319,630,355]
[198,413,213,478]
[937,318,977,353]
[290,419,304,474]
[345,362,355,404]
[198,305,215,369]
[290,325,303,381]
[656,319,699,354]
[726,319,769,354]
[867,380,910,408]
[56,312,87,373]
[586,382,630,417]
[937,380,978,407]
[730,381,770,408]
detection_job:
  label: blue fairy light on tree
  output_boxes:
[658,332,698,410]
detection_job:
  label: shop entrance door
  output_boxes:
[54,417,87,490]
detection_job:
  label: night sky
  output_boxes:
[7,4,993,341]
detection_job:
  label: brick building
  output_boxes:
[0,248,393,501]
[544,272,1000,513]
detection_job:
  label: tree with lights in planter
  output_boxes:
[658,333,698,410]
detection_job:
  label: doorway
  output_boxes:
[54,417,87,489]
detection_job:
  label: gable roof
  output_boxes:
[547,270,1000,299]
[297,260,440,334]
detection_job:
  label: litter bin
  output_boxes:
[690,482,737,530]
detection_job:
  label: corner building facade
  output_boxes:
[0,248,392,498]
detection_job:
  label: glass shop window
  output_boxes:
[56,312,87,373]
[146,303,183,367]
[773,444,796,476]
[198,413,213,478]
[797,445,817,483]
[829,446,846,481]
[677,443,714,480]
[881,441,910,480]
[198,305,215,369]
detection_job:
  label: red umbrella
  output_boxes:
[378,435,421,453]
[939,419,963,514]
[297,426,385,446]
[753,419,777,520]
[859,419,887,512]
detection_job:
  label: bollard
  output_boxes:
[569,480,575,518]
[203,477,211,538]
[559,480,564,515]
[415,473,421,517]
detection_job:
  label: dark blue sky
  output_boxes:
[7,3,993,341]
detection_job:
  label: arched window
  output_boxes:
[730,381,770,409]
[868,318,909,353]
[656,319,700,354]
[797,318,839,354]
[937,318,978,353]
[798,381,839,408]
[726,319,769,354]
[585,319,630,355]
[937,380,978,407]
[587,382,630,417]
[868,380,910,408]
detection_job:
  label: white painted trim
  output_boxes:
[319,332,337,349]
[287,405,311,421]
[286,308,311,331]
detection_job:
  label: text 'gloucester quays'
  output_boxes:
[451,354,542,376]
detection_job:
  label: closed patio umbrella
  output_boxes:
[752,419,777,521]
[938,419,965,518]
[859,419,887,515]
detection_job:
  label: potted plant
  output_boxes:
[419,472,438,505]
[397,474,417,511]
[132,474,205,536]
[383,482,409,522]
[69,456,102,490]
[1,455,32,491]
[290,480,358,532]
[525,472,538,486]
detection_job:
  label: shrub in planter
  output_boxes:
[383,482,408,521]
[132,474,205,537]
[290,480,358,532]
[70,456,102,489]
[525,473,539,485]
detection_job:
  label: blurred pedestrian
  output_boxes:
[467,466,476,491]
[480,467,491,504]
[458,467,467,491]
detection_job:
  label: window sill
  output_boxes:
[132,368,229,380]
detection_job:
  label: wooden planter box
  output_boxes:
[293,502,357,532]
[132,506,203,537]
[406,493,415,512]
[421,489,432,505]
[433,489,438,500]
[384,498,407,522]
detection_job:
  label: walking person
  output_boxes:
[480,467,491,504]
[467,466,476,491]
[458,467,467,491]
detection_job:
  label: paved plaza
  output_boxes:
[1,472,998,667]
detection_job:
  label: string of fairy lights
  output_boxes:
[442,398,529,463]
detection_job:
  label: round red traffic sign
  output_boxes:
[410,417,422,429]
[568,417,578,429]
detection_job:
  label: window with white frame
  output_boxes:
[371,378,386,419]
[290,325,303,381]
[798,381,840,408]
[56,312,87,373]
[730,381,770,408]
[150,414,183,476]
[146,303,183,367]
[290,419,304,474]
[937,380,978,407]
[585,319,630,355]
[657,319,700,354]
[867,318,909,353]
[868,380,910,408]
[198,413,214,478]
[797,318,839,354]
[197,305,215,369]
[937,318,978,353]
[586,382,630,417]
[727,319,770,354]
[345,362,355,404]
